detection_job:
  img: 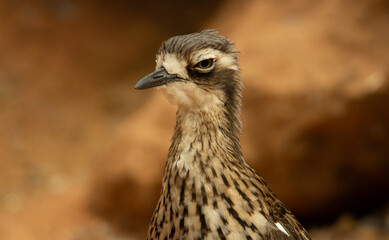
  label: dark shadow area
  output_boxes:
[295,84,389,225]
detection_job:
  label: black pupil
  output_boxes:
[200,59,211,68]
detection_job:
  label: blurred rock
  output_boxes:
[222,0,389,222]
[310,205,389,240]
[243,76,389,221]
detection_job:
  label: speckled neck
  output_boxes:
[168,103,243,170]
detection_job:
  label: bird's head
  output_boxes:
[134,30,242,111]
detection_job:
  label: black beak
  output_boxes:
[134,67,180,90]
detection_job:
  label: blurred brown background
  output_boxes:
[0,0,388,239]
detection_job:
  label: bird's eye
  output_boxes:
[198,59,213,68]
[194,59,215,73]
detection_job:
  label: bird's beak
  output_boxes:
[134,67,180,90]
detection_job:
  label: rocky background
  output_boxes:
[0,0,388,239]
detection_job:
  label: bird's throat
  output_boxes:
[167,107,242,174]
[159,82,224,110]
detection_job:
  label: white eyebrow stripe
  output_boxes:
[161,54,189,79]
[191,48,219,62]
[195,53,216,63]
[275,222,290,236]
[191,48,238,71]
[155,54,163,69]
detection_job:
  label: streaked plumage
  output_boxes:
[135,30,311,240]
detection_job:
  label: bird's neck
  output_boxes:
[167,104,243,174]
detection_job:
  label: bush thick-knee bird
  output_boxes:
[134,30,311,240]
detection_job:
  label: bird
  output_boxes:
[134,30,311,240]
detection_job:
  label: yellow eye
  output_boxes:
[195,59,214,69]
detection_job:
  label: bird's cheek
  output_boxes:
[159,82,195,107]
[159,82,222,109]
